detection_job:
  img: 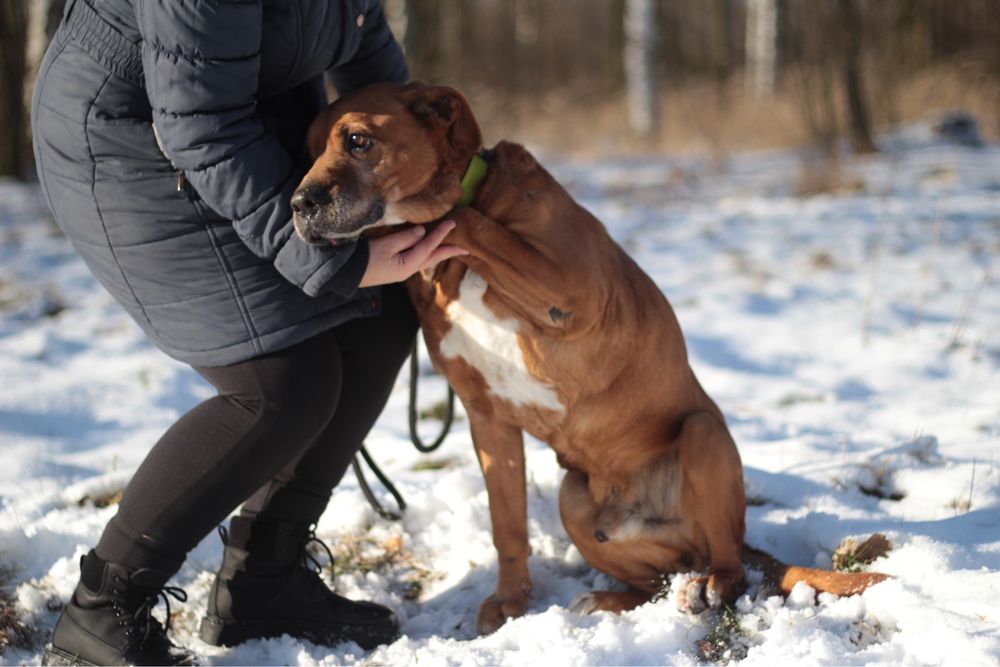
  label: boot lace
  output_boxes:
[300,526,336,575]
[218,523,336,574]
[109,570,188,657]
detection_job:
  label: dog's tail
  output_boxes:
[741,543,891,597]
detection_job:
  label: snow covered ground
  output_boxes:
[1,125,998,665]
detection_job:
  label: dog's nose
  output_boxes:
[291,184,330,218]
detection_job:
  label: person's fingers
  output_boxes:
[380,225,427,254]
[418,220,457,250]
[418,244,469,272]
[361,221,466,287]
[399,221,457,267]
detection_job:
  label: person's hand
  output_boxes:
[357,221,468,288]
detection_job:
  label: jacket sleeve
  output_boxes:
[135,0,393,298]
[328,1,409,95]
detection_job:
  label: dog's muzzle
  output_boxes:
[291,184,385,244]
[291,184,332,244]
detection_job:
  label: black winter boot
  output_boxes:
[43,550,196,666]
[199,518,399,650]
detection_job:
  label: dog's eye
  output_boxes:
[347,132,373,154]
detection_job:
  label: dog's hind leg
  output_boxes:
[673,411,747,613]
[468,413,533,635]
[558,470,668,614]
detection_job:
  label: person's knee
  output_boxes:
[225,349,342,439]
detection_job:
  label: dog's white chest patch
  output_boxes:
[439,271,563,413]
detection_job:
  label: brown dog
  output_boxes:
[293,82,889,634]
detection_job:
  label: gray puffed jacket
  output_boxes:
[31,0,408,365]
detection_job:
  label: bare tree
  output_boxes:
[0,0,29,178]
[711,0,736,89]
[838,0,878,153]
[27,0,64,77]
[745,0,777,100]
[623,0,658,140]
[403,0,442,81]
[513,0,542,94]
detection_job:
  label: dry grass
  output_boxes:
[458,63,999,160]
[695,604,751,664]
[887,61,1000,140]
[323,533,441,602]
[77,489,124,508]
[0,560,40,654]
[410,456,461,472]
[831,457,905,502]
[463,77,807,160]
[946,459,977,515]
[417,399,454,422]
[856,459,906,502]
[832,533,893,573]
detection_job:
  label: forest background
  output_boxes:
[1,0,999,182]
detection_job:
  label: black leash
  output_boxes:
[352,447,407,521]
[352,336,456,521]
[407,338,456,452]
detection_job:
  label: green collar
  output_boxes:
[457,153,489,206]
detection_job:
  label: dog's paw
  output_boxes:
[678,577,719,615]
[476,593,529,635]
[679,570,744,614]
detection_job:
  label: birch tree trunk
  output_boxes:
[623,0,658,141]
[745,0,777,100]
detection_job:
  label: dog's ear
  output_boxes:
[305,106,335,160]
[404,83,482,163]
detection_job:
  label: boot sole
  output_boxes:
[199,614,256,647]
[43,645,97,667]
[199,614,396,650]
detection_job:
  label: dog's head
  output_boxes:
[292,82,482,244]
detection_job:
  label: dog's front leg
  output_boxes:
[468,412,532,634]
[445,207,598,335]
